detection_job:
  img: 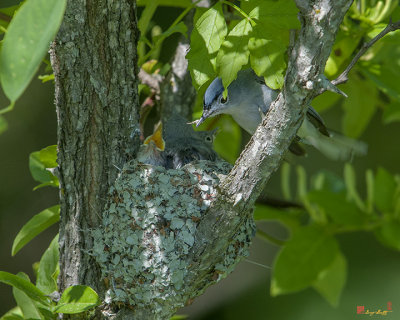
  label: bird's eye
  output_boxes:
[219,95,228,104]
[205,135,213,143]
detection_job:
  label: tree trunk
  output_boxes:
[51,0,354,319]
[50,0,140,318]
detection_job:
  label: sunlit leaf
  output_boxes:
[216,17,252,91]
[12,273,43,320]
[12,205,60,256]
[187,4,227,89]
[39,145,57,168]
[325,31,362,77]
[241,0,300,30]
[29,146,59,189]
[53,285,100,314]
[249,27,286,89]
[36,235,59,295]
[0,306,24,320]
[0,0,67,102]
[0,271,48,305]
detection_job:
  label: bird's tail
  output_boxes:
[306,131,367,161]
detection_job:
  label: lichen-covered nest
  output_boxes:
[92,159,255,313]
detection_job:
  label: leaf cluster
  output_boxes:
[255,163,400,306]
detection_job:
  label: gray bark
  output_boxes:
[50,0,140,318]
[51,0,353,319]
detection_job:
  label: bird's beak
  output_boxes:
[196,114,208,127]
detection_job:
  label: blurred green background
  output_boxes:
[1,1,400,319]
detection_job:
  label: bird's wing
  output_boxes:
[306,107,330,137]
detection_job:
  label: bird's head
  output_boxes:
[196,77,230,127]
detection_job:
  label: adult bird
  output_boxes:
[196,69,367,160]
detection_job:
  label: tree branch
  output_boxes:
[332,18,400,86]
[185,0,354,291]
[220,0,354,208]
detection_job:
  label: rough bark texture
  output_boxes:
[52,0,354,319]
[50,0,140,318]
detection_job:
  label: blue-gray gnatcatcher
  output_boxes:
[138,114,217,169]
[196,69,367,160]
[163,113,217,169]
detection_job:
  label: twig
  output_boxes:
[0,12,11,23]
[332,19,400,86]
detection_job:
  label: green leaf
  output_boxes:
[365,169,374,214]
[271,225,339,295]
[53,285,100,314]
[29,151,54,183]
[244,0,299,89]
[29,148,59,189]
[249,27,286,89]
[216,17,252,91]
[138,0,159,34]
[170,315,187,320]
[0,115,8,135]
[153,22,187,44]
[383,101,400,124]
[362,64,400,102]
[0,306,24,320]
[325,31,363,77]
[241,0,300,30]
[141,22,188,65]
[344,163,366,211]
[307,191,364,226]
[187,3,227,89]
[38,73,55,83]
[0,0,67,102]
[374,220,400,251]
[281,162,292,200]
[342,73,378,138]
[254,204,301,231]
[38,145,57,168]
[12,205,60,256]
[12,273,43,320]
[212,115,241,164]
[311,170,345,193]
[374,167,396,213]
[36,235,59,295]
[313,251,347,307]
[0,271,48,305]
